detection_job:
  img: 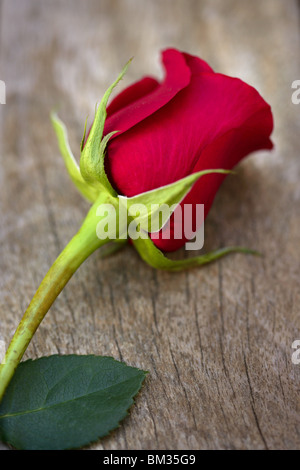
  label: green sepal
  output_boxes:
[132,234,261,272]
[120,169,231,232]
[80,116,89,152]
[98,239,128,259]
[80,59,133,197]
[99,131,119,156]
[51,112,99,203]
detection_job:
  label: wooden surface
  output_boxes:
[0,0,300,450]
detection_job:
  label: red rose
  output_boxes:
[0,49,274,410]
[103,48,273,251]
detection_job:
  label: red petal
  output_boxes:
[104,48,191,138]
[152,105,273,251]
[106,68,273,198]
[182,52,214,74]
[107,76,159,116]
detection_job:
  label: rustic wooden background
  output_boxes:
[0,0,299,450]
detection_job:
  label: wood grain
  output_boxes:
[0,0,299,450]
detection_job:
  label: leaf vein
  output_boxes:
[0,374,142,420]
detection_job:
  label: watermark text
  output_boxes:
[96,199,205,250]
[0,80,6,104]
[291,80,300,104]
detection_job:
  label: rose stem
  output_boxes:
[0,197,111,401]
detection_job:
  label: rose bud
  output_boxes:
[103,48,274,252]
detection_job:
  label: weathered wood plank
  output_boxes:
[0,0,299,450]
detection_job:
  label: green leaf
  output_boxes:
[0,355,147,450]
[80,59,132,197]
[132,234,261,272]
[120,169,231,232]
[51,112,99,202]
